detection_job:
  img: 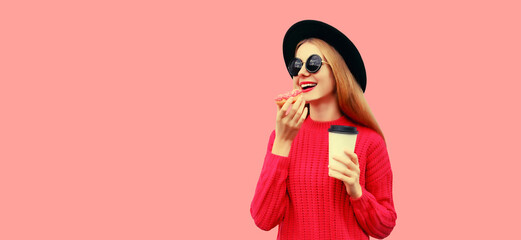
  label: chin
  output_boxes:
[303,95,319,102]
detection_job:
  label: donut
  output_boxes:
[274,89,302,108]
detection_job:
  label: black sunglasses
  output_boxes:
[287,54,329,77]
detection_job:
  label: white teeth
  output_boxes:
[300,83,317,88]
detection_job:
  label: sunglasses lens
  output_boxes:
[288,58,303,76]
[306,54,322,73]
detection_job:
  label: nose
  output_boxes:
[293,66,310,88]
[297,64,310,77]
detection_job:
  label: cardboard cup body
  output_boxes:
[328,126,358,175]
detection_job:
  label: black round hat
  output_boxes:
[283,20,367,92]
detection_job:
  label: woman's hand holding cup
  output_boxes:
[329,149,363,199]
[271,95,308,157]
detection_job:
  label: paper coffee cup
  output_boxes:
[328,125,358,173]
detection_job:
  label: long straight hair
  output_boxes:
[297,38,384,139]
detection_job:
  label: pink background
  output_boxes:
[1,0,520,239]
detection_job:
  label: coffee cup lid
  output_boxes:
[328,125,358,134]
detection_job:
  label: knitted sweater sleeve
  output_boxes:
[350,133,397,239]
[250,130,290,231]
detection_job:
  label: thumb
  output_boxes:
[344,150,359,165]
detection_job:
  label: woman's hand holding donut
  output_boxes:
[329,149,363,199]
[271,95,308,157]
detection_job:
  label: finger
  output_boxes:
[328,163,355,178]
[292,97,306,122]
[277,97,293,119]
[286,97,300,119]
[330,169,357,186]
[296,95,305,110]
[291,95,302,112]
[296,107,308,126]
[332,155,358,172]
[328,168,352,182]
[344,150,359,165]
[332,155,350,167]
[297,94,305,108]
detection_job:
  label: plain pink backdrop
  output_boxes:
[1,0,520,239]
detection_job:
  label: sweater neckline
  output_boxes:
[304,115,356,129]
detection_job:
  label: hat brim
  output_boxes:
[283,20,366,92]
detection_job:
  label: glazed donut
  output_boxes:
[274,89,302,108]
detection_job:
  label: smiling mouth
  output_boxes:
[301,83,317,92]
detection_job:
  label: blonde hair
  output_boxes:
[297,38,385,139]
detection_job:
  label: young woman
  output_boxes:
[250,20,397,239]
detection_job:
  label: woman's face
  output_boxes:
[292,42,336,103]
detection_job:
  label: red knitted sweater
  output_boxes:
[251,116,397,239]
